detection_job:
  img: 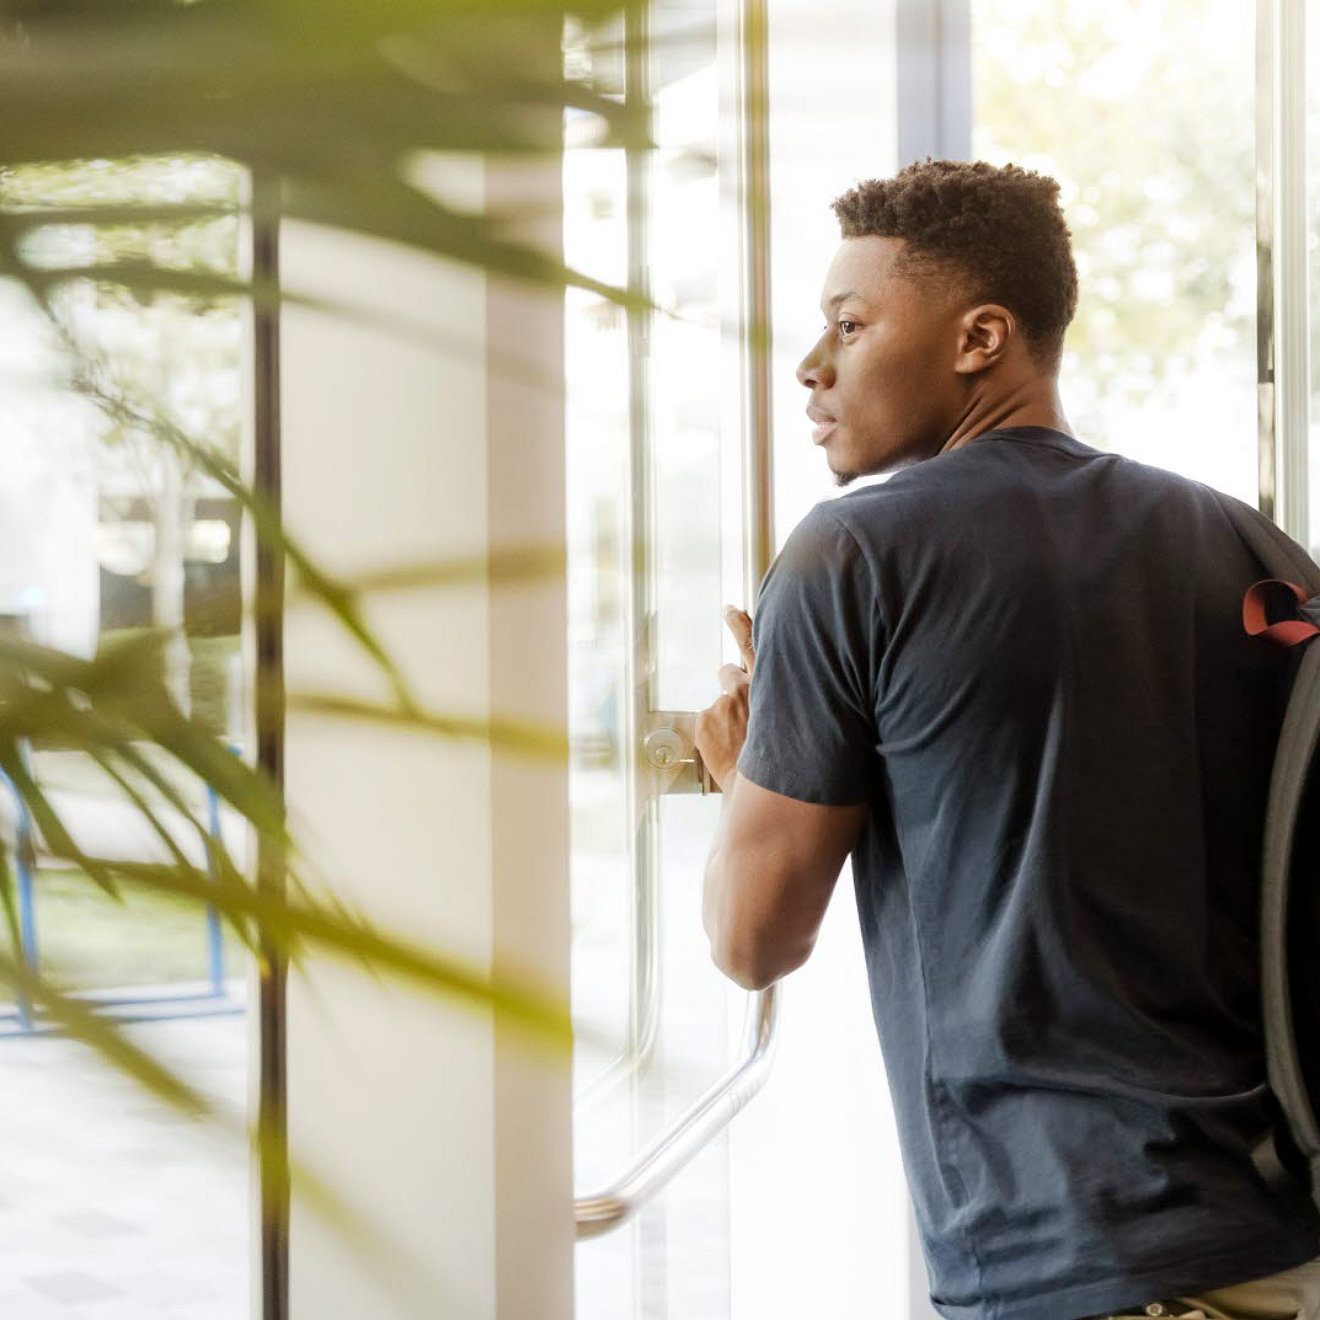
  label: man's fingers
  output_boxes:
[717,663,749,696]
[723,605,756,672]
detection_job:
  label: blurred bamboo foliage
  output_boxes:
[0,0,655,1235]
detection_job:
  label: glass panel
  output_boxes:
[649,4,724,715]
[565,11,646,1317]
[565,117,634,1102]
[566,2,737,1316]
[646,0,731,1089]
[971,0,1257,500]
[0,156,250,1316]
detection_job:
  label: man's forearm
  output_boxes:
[702,769,741,955]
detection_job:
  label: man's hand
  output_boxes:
[695,605,756,791]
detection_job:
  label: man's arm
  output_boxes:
[701,769,867,991]
[696,604,869,991]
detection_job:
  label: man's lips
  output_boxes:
[807,405,837,444]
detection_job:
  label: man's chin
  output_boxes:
[823,441,858,487]
[827,441,910,486]
[826,444,869,487]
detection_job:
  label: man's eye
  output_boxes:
[838,320,860,336]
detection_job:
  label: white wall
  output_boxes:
[278,150,572,1320]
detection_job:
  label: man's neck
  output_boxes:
[940,381,1072,456]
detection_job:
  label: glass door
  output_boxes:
[970,0,1259,501]
[564,1,772,1315]
[0,155,251,1319]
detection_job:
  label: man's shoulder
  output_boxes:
[812,448,1017,551]
[825,437,1260,535]
[822,457,965,523]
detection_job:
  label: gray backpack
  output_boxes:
[1213,490,1320,1214]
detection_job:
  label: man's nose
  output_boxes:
[796,347,833,389]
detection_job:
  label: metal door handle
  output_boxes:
[574,981,778,1239]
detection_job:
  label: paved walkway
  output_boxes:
[0,751,251,1316]
[0,1010,249,1320]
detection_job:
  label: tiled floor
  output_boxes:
[1,1005,249,1319]
[1,766,907,1320]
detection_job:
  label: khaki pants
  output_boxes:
[1088,1255,1320,1319]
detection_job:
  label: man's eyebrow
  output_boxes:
[820,290,871,311]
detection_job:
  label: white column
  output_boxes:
[277,151,571,1320]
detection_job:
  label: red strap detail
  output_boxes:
[1243,579,1320,646]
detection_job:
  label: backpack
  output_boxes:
[1213,489,1320,1214]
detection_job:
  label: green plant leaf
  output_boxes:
[0,843,23,967]
[48,851,579,1053]
[287,691,570,761]
[0,632,292,847]
[0,742,121,899]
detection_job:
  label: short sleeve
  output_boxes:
[736,504,879,805]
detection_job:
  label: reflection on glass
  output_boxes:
[0,155,248,1317]
[972,0,1256,500]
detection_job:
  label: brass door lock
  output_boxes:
[641,713,716,794]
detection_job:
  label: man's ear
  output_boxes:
[953,303,1016,375]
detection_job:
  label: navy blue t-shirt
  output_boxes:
[736,426,1320,1320]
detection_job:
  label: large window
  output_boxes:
[972,0,1258,502]
[0,155,250,1318]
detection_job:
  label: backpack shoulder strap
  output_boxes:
[1213,489,1320,595]
[1212,490,1320,1206]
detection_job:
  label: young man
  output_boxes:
[694,159,1320,1320]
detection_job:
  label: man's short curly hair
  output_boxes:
[831,159,1078,368]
